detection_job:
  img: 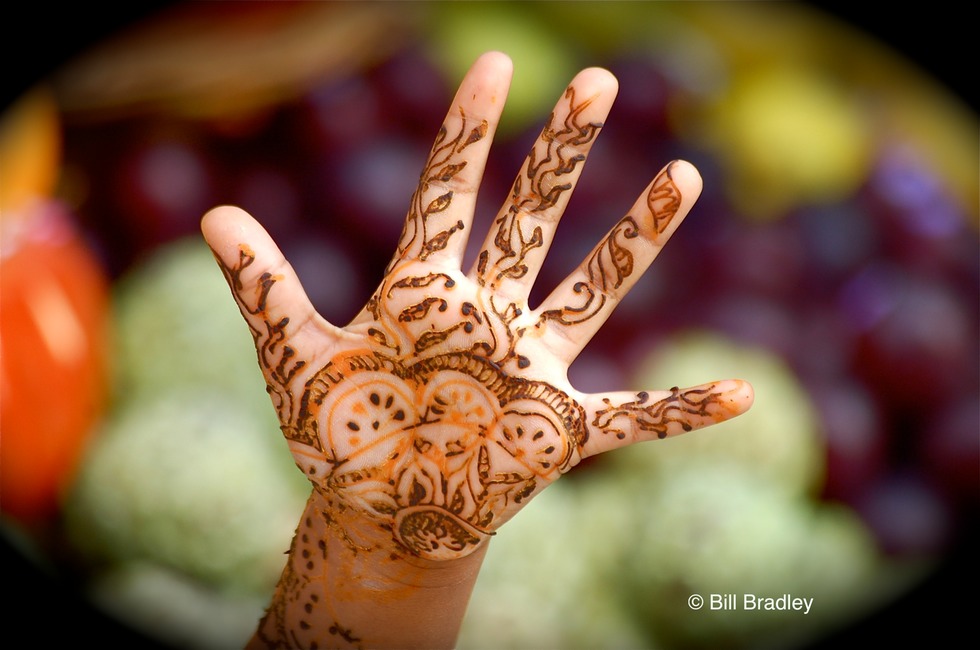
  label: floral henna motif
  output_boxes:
[213,249,584,561]
[210,156,709,564]
[202,53,759,650]
[294,351,585,560]
[211,136,735,571]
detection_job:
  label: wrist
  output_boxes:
[250,487,488,649]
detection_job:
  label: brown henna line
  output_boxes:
[592,385,729,441]
[477,85,604,288]
[537,215,639,328]
[536,164,684,330]
[477,209,543,284]
[391,109,487,269]
[328,623,362,646]
[398,296,449,322]
[253,503,367,649]
[296,349,588,559]
[211,244,305,432]
[647,160,683,237]
[387,271,456,295]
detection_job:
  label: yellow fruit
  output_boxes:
[424,2,577,136]
[0,87,62,215]
[709,65,872,219]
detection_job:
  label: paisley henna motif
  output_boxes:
[645,160,684,238]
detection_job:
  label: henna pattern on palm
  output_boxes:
[205,55,753,571]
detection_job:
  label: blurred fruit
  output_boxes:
[369,45,452,136]
[63,388,308,595]
[854,471,953,557]
[276,232,366,327]
[839,263,976,410]
[919,395,980,511]
[0,87,61,213]
[613,460,883,650]
[113,133,217,251]
[85,561,265,650]
[0,202,111,524]
[301,74,384,154]
[50,1,410,122]
[110,236,271,408]
[458,479,649,650]
[704,64,873,219]
[24,4,976,646]
[57,232,313,644]
[426,1,578,136]
[316,133,430,245]
[806,378,888,503]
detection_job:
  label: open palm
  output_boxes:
[202,51,753,563]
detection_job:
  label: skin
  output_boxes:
[201,51,754,650]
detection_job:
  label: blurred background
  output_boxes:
[2,2,976,648]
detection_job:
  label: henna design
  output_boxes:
[477,86,603,288]
[367,265,527,368]
[215,156,689,569]
[252,504,365,650]
[214,158,688,568]
[389,109,487,271]
[214,245,589,562]
[645,160,683,238]
[396,507,483,558]
[214,245,306,438]
[294,350,586,560]
[538,216,639,327]
[591,385,731,442]
[537,162,683,329]
[203,55,750,650]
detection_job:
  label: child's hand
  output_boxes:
[202,51,753,565]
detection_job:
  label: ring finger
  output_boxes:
[531,160,702,365]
